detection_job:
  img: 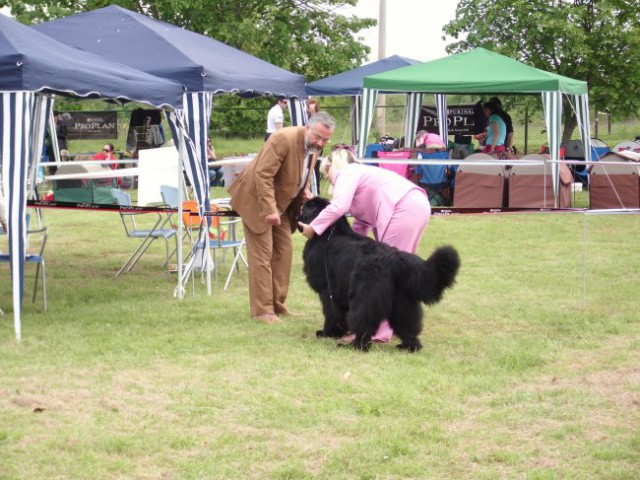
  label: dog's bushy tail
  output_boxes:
[406,245,460,305]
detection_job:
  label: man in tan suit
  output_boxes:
[229,112,335,324]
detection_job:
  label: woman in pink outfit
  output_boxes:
[298,149,431,342]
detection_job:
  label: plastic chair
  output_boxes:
[172,196,247,290]
[364,143,385,159]
[0,213,48,310]
[377,150,410,178]
[110,188,177,276]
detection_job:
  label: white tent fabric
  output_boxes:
[1,91,46,341]
[356,89,379,158]
[288,99,307,127]
[165,92,213,296]
[542,91,562,203]
[28,96,53,200]
[436,94,449,142]
[350,97,361,145]
[575,93,592,163]
[403,93,423,148]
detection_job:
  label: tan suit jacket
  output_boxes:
[229,126,317,234]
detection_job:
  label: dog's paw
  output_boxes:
[316,329,329,338]
[337,339,371,352]
[396,343,422,353]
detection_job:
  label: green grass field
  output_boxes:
[1,188,639,479]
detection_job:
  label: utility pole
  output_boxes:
[376,0,387,136]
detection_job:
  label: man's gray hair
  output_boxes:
[308,111,335,130]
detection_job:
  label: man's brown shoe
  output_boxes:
[253,314,282,325]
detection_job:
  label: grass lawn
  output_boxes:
[1,191,639,479]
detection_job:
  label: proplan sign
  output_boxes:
[418,105,477,136]
[65,111,118,140]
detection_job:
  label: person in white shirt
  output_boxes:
[265,96,288,141]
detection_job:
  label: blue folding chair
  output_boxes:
[0,213,48,310]
[413,151,454,206]
[111,188,177,276]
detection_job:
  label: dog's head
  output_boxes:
[297,196,331,232]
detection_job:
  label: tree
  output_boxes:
[442,0,640,142]
[3,0,376,81]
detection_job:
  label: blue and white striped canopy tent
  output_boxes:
[358,48,591,203]
[35,5,307,295]
[0,14,185,340]
[305,55,421,145]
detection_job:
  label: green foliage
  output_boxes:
[5,0,375,80]
[211,96,273,139]
[443,0,640,140]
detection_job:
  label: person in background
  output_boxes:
[489,97,514,154]
[265,96,288,142]
[93,143,118,169]
[414,130,446,150]
[53,110,68,153]
[93,143,121,186]
[306,98,322,194]
[306,98,320,120]
[480,101,507,154]
[44,110,69,173]
[207,138,223,187]
[298,148,431,343]
[229,111,335,325]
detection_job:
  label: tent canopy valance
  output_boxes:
[306,55,420,96]
[305,55,421,145]
[362,48,588,95]
[33,5,306,98]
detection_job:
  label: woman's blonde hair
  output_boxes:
[319,148,356,178]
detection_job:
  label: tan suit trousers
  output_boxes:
[242,214,293,317]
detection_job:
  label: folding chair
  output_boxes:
[110,188,177,276]
[377,150,410,178]
[207,202,248,290]
[413,151,453,206]
[0,213,48,310]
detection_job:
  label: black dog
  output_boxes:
[298,197,460,352]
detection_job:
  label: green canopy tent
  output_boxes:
[358,48,592,205]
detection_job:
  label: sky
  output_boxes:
[336,0,461,63]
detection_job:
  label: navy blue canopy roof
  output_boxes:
[0,14,183,108]
[34,5,306,98]
[305,55,421,96]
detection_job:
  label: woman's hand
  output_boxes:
[297,222,315,239]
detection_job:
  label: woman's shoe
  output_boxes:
[372,320,393,343]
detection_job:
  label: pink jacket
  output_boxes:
[310,163,428,239]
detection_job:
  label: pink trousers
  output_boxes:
[373,190,431,341]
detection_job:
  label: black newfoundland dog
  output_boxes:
[298,197,460,352]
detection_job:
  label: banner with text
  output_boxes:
[418,105,476,136]
[66,111,118,140]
